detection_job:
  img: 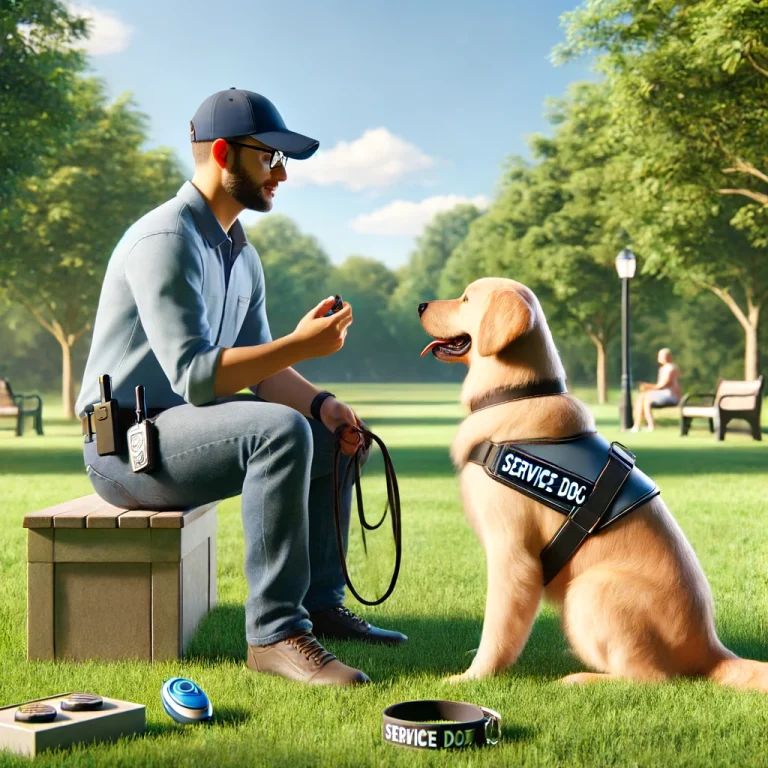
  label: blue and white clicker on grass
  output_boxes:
[161,678,213,724]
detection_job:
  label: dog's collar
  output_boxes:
[469,378,568,414]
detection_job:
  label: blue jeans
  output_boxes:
[82,393,369,646]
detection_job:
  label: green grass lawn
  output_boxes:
[1,384,767,766]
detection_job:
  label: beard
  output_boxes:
[222,151,272,212]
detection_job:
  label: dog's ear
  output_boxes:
[477,289,535,357]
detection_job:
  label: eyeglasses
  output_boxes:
[226,141,287,169]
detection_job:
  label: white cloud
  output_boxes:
[348,195,490,236]
[287,128,436,191]
[67,4,133,56]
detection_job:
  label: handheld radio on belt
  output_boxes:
[85,375,158,473]
[93,374,121,456]
[127,385,156,473]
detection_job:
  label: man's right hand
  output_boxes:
[291,296,353,358]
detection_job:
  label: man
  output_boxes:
[75,88,406,686]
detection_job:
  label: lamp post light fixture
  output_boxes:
[615,248,637,431]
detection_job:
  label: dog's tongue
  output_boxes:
[420,339,449,357]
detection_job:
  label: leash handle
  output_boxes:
[332,424,402,606]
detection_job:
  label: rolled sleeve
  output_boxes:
[124,232,223,406]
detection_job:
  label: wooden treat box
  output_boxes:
[0,693,145,757]
[23,495,217,662]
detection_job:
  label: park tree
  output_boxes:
[387,204,483,375]
[331,255,398,380]
[556,0,768,379]
[440,83,666,403]
[438,167,534,299]
[390,203,484,308]
[0,77,186,417]
[244,215,333,342]
[0,0,87,229]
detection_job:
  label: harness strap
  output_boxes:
[469,379,567,414]
[539,442,635,584]
[467,440,495,466]
[467,439,637,585]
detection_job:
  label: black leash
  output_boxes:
[332,423,402,606]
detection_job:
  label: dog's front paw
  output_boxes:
[445,667,490,684]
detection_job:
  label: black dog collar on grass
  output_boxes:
[383,700,501,750]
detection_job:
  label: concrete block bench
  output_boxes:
[23,494,217,663]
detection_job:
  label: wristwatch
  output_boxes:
[310,391,336,421]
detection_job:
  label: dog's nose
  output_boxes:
[418,302,429,316]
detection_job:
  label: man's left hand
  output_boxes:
[320,397,368,457]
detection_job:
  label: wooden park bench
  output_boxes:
[680,376,764,441]
[0,378,43,436]
[23,495,218,662]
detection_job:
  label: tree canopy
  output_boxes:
[0,0,87,222]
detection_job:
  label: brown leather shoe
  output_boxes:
[310,606,408,645]
[247,631,371,685]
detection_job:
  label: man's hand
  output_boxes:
[320,397,367,457]
[291,297,353,359]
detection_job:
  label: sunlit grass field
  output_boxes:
[1,383,767,766]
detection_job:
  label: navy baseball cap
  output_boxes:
[190,88,319,160]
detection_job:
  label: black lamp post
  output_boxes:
[615,248,637,431]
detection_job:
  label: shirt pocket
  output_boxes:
[202,289,221,341]
[233,295,250,341]
[218,294,250,348]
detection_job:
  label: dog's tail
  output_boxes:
[708,653,768,692]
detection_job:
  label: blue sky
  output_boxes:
[75,0,595,270]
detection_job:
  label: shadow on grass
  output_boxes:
[350,400,460,407]
[2,428,762,484]
[363,441,767,481]
[185,604,583,682]
[144,705,253,738]
[39,417,81,430]
[362,416,460,427]
[715,629,768,664]
[0,447,84,475]
[632,445,766,477]
[186,601,768,688]
[360,446,456,479]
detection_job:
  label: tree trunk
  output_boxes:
[745,304,760,380]
[596,339,607,404]
[706,285,762,381]
[587,331,607,404]
[60,339,76,419]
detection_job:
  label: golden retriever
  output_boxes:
[419,276,768,690]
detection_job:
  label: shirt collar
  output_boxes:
[177,181,249,256]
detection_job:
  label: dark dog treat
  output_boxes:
[14,703,57,723]
[323,294,343,317]
[60,693,104,711]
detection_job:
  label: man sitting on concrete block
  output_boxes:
[75,88,407,687]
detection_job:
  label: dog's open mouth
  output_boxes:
[420,334,472,358]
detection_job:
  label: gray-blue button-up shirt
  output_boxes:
[75,181,272,418]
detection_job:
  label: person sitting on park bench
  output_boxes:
[631,348,682,433]
[75,88,406,688]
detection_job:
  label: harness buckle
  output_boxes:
[481,707,502,745]
[566,504,601,535]
[610,441,635,468]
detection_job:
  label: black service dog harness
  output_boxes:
[466,380,659,584]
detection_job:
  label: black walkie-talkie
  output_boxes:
[94,374,120,456]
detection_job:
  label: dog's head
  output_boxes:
[418,277,537,363]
